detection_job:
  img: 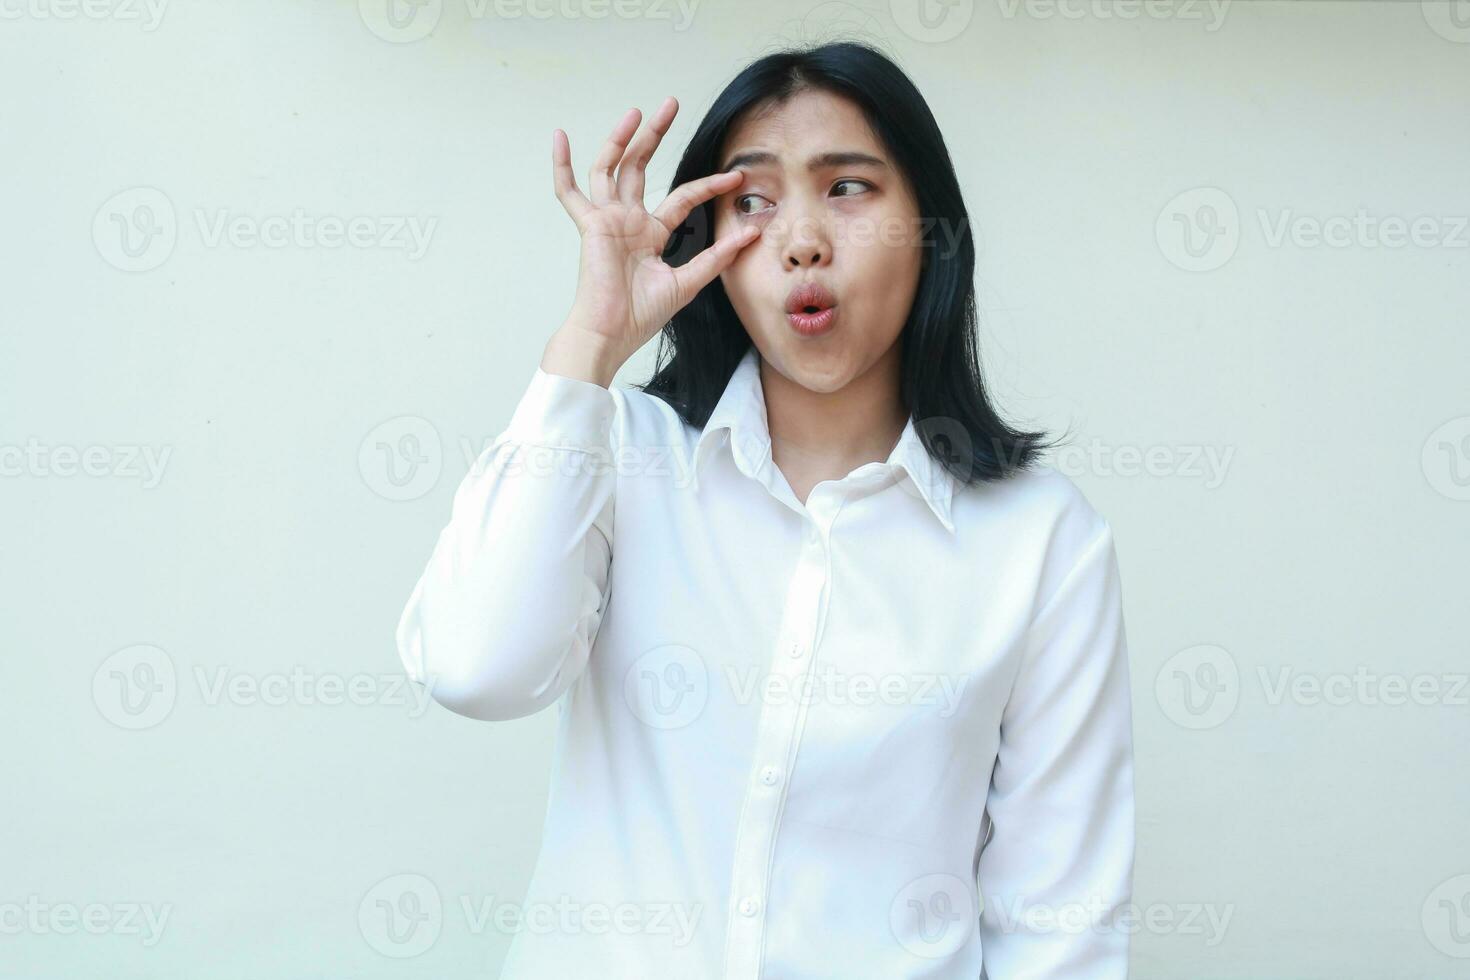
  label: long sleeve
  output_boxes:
[394,365,620,721]
[976,520,1136,978]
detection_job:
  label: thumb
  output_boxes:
[670,225,760,309]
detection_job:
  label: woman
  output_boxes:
[396,41,1135,980]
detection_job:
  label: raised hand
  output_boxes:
[543,97,761,386]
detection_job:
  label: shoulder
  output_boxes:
[961,461,1112,541]
[604,382,701,482]
[608,382,689,444]
[955,461,1117,602]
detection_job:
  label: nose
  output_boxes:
[777,200,833,269]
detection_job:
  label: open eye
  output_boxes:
[832,179,872,197]
[734,193,774,215]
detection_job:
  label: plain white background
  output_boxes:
[2,1,1467,976]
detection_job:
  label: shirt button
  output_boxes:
[788,640,803,658]
[760,766,781,786]
[740,897,760,917]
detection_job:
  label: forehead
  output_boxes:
[718,88,886,167]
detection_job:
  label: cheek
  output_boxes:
[853,234,919,291]
[850,237,922,326]
[719,253,758,310]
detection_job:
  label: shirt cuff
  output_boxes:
[501,366,618,452]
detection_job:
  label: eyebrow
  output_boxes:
[719,149,890,173]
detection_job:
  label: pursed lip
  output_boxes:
[785,281,838,315]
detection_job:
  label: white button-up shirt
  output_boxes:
[396,345,1136,979]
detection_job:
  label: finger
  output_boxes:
[671,225,762,308]
[616,96,678,210]
[551,129,592,226]
[651,169,745,235]
[590,107,642,206]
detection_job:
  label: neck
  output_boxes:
[760,341,908,487]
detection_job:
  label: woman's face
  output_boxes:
[712,88,924,394]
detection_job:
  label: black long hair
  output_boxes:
[638,40,1063,486]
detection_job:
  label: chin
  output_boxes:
[772,346,854,393]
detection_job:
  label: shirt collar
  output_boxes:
[690,346,958,535]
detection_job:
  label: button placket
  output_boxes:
[721,514,831,979]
